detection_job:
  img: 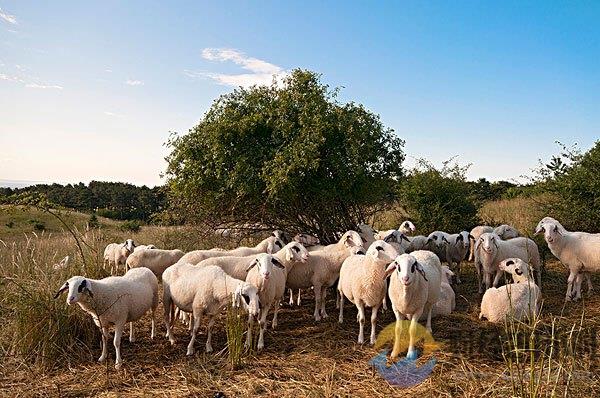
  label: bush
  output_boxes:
[398,159,479,232]
[28,219,46,231]
[87,214,100,229]
[120,220,142,233]
[5,220,14,228]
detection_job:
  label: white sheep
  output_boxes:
[444,231,472,283]
[125,248,185,279]
[358,223,378,248]
[468,225,494,261]
[384,251,442,360]
[479,258,541,323]
[177,236,284,265]
[405,235,429,253]
[162,263,260,355]
[293,233,320,247]
[133,244,157,252]
[53,267,158,369]
[494,224,520,240]
[535,217,600,301]
[399,220,416,236]
[426,231,450,262]
[475,232,541,293]
[419,265,455,320]
[375,230,411,254]
[103,239,136,274]
[286,230,364,321]
[337,240,398,344]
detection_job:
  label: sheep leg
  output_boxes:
[320,286,329,319]
[257,304,271,351]
[390,310,406,361]
[357,301,366,344]
[288,288,294,306]
[566,271,577,301]
[98,326,109,363]
[129,322,135,343]
[407,309,423,360]
[188,313,194,331]
[150,307,156,339]
[485,271,493,291]
[186,310,201,356]
[163,295,176,344]
[297,289,302,306]
[492,270,503,288]
[455,261,462,284]
[424,303,433,334]
[370,305,380,345]
[335,290,340,309]
[205,316,215,353]
[272,300,280,329]
[313,284,323,321]
[338,290,345,323]
[245,315,254,349]
[113,323,124,369]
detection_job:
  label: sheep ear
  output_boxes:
[468,234,475,241]
[456,235,463,242]
[272,258,285,269]
[53,282,69,299]
[285,248,293,262]
[266,241,275,254]
[384,261,397,278]
[442,236,449,243]
[534,224,544,235]
[401,234,410,242]
[415,262,428,281]
[384,233,398,244]
[246,259,257,272]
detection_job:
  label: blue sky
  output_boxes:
[1,1,598,187]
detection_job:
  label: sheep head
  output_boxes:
[366,240,398,263]
[283,242,309,263]
[53,276,94,305]
[234,282,260,317]
[384,254,428,285]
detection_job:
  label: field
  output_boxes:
[1,205,599,397]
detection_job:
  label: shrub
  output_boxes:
[28,219,46,231]
[120,220,142,233]
[88,214,100,229]
[5,220,14,228]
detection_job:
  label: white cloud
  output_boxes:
[104,111,124,118]
[0,73,24,83]
[187,48,287,88]
[105,68,113,73]
[0,8,17,25]
[25,83,63,90]
[126,79,143,86]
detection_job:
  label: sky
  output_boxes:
[0,1,598,187]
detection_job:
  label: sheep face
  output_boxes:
[293,233,320,246]
[499,258,530,279]
[284,242,309,263]
[427,231,449,248]
[385,254,428,286]
[399,220,416,234]
[535,219,563,244]
[53,276,94,305]
[477,233,499,254]
[366,240,398,263]
[272,230,288,244]
[247,253,285,280]
[340,230,363,249]
[455,231,471,250]
[383,230,410,245]
[235,283,260,318]
[124,239,136,253]
[357,223,377,244]
[266,236,285,254]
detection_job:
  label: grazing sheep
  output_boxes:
[337,240,398,344]
[535,217,600,301]
[444,231,472,283]
[468,225,494,261]
[286,230,364,321]
[162,263,260,355]
[133,244,157,252]
[125,248,185,279]
[385,251,442,360]
[53,267,159,369]
[479,258,541,323]
[494,224,520,240]
[177,236,284,265]
[475,233,541,293]
[103,239,136,274]
[426,231,450,262]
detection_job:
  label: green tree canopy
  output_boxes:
[165,70,405,242]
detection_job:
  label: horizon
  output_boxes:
[1,2,598,186]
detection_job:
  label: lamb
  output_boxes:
[53,267,159,369]
[384,251,442,360]
[337,240,398,344]
[125,248,185,279]
[468,225,494,261]
[426,231,450,262]
[162,263,260,355]
[177,236,284,265]
[286,230,364,321]
[479,258,541,323]
[475,232,541,293]
[535,217,600,301]
[444,231,472,283]
[494,224,520,240]
[103,239,136,274]
[133,244,157,252]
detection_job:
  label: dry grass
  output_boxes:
[1,215,599,397]
[478,196,550,234]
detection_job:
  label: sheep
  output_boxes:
[468,225,494,261]
[358,223,378,248]
[494,224,520,240]
[103,239,136,274]
[444,231,472,283]
[162,263,260,355]
[125,248,185,279]
[293,233,320,247]
[337,240,398,344]
[133,244,157,252]
[479,258,541,323]
[384,250,442,360]
[177,236,284,265]
[535,217,600,301]
[53,267,158,369]
[375,230,411,254]
[399,220,416,236]
[475,232,541,293]
[426,231,450,262]
[286,230,364,321]
[405,235,429,253]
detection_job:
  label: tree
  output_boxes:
[165,69,405,242]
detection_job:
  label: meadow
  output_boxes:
[0,202,599,397]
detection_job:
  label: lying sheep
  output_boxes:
[445,231,472,283]
[475,233,541,293]
[103,239,136,274]
[126,248,184,279]
[162,263,260,355]
[286,230,364,321]
[479,258,541,323]
[177,236,284,265]
[535,217,600,301]
[468,225,494,261]
[419,265,455,320]
[337,240,398,344]
[385,251,442,360]
[494,224,520,240]
[53,267,158,369]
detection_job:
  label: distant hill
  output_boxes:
[0,179,49,188]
